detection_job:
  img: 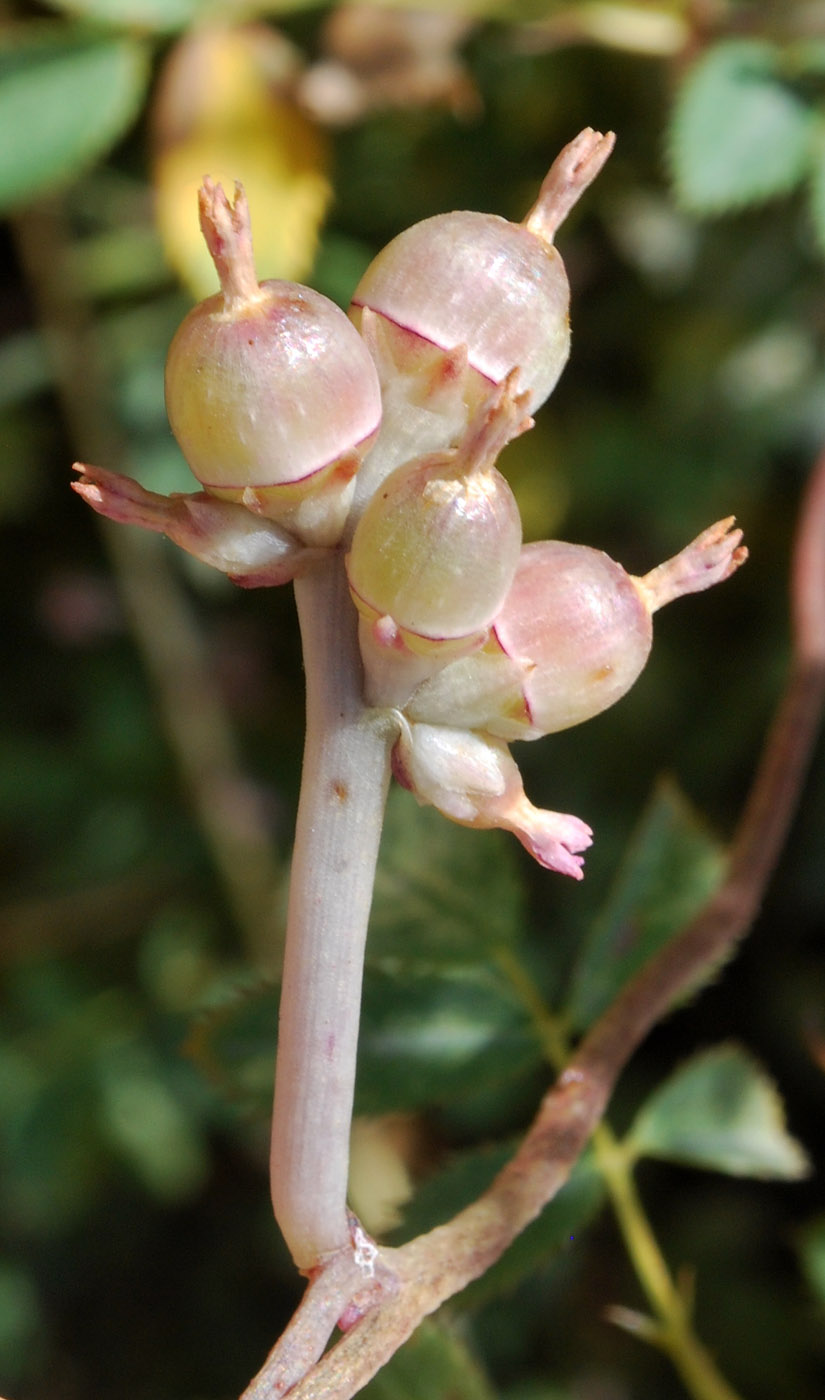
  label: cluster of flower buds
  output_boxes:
[73,128,747,879]
[393,517,745,877]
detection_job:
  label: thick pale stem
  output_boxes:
[270,552,394,1270]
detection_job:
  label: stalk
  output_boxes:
[270,550,394,1270]
[595,1125,743,1400]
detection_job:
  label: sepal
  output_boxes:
[351,311,492,503]
[72,462,317,586]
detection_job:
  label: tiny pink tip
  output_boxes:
[72,482,102,505]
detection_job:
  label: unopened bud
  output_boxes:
[407,521,747,739]
[164,179,382,546]
[392,716,593,879]
[346,380,526,703]
[350,128,613,425]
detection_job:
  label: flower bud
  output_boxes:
[392,716,592,879]
[164,178,382,546]
[407,520,747,739]
[346,379,526,702]
[350,129,613,425]
[351,208,569,415]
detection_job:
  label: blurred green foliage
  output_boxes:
[1,2,825,1398]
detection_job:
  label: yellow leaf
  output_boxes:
[152,24,331,298]
[348,1115,418,1236]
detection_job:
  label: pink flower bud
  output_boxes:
[351,209,569,415]
[495,540,653,735]
[346,379,526,703]
[392,717,592,879]
[164,179,382,546]
[407,521,747,739]
[350,129,614,420]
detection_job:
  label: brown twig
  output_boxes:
[241,447,825,1399]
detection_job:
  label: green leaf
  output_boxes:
[356,961,544,1115]
[566,780,726,1031]
[669,39,815,214]
[370,786,526,962]
[187,957,544,1119]
[362,1318,496,1400]
[0,28,150,212]
[627,1044,811,1179]
[394,1139,512,1239]
[185,977,279,1117]
[95,1042,208,1201]
[41,0,203,30]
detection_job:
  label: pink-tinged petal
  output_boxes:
[392,719,509,826]
[635,517,748,613]
[72,462,314,585]
[392,717,591,879]
[502,797,592,881]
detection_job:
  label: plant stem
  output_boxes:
[498,950,744,1400]
[595,1125,743,1400]
[270,551,394,1270]
[242,302,825,1400]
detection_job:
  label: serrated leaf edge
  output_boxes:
[626,1041,811,1180]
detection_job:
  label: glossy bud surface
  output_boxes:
[350,210,570,414]
[164,180,382,546]
[166,281,381,491]
[408,541,653,739]
[346,384,525,649]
